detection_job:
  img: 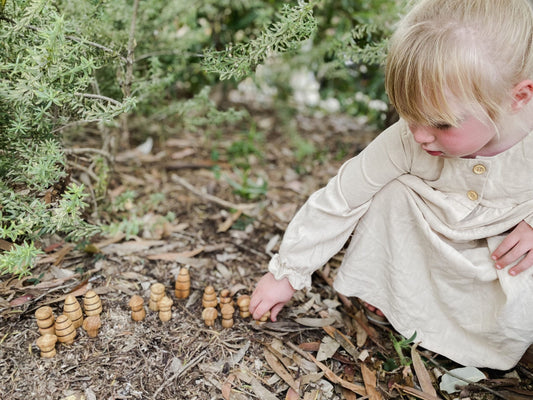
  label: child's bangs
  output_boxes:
[386,23,489,127]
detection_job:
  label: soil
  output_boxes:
[1,110,532,400]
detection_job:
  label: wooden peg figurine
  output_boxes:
[202,307,218,327]
[129,295,146,322]
[220,304,235,329]
[174,268,190,299]
[149,283,166,311]
[63,295,83,329]
[202,285,217,308]
[36,334,57,358]
[158,296,173,322]
[82,315,102,338]
[257,311,270,324]
[35,306,55,336]
[236,295,251,318]
[83,290,102,316]
[219,289,233,307]
[55,315,76,344]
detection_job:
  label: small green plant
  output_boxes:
[102,217,143,240]
[225,168,268,200]
[227,124,264,169]
[389,331,417,369]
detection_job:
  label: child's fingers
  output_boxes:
[270,303,285,322]
[492,235,518,261]
[251,301,272,321]
[509,252,533,276]
[494,243,524,269]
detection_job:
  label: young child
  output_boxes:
[249,0,533,370]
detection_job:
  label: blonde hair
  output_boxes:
[385,0,533,127]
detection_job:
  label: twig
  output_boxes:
[125,0,140,97]
[64,147,113,161]
[151,351,207,400]
[75,92,123,107]
[171,173,260,212]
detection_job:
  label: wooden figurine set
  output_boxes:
[35,290,103,358]
[126,267,256,329]
[201,286,254,328]
[128,281,175,323]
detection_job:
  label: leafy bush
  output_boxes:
[205,0,405,128]
[0,0,130,276]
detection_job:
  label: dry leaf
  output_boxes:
[221,374,235,400]
[249,376,279,400]
[217,209,243,233]
[264,348,299,392]
[411,344,437,397]
[361,364,382,400]
[316,336,340,362]
[101,239,165,256]
[9,294,33,307]
[392,383,442,400]
[0,239,13,252]
[293,346,366,396]
[322,326,361,361]
[294,317,336,327]
[285,388,300,400]
[299,342,320,352]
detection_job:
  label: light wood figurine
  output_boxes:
[35,306,55,336]
[219,289,233,307]
[174,268,190,299]
[202,285,217,308]
[55,315,76,344]
[158,296,173,322]
[83,290,102,316]
[149,283,166,311]
[63,295,83,329]
[36,334,58,358]
[257,311,270,324]
[202,307,218,327]
[129,295,146,322]
[82,315,102,338]
[220,304,235,329]
[236,295,251,318]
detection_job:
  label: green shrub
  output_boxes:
[204,0,405,128]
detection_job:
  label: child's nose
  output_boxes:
[410,125,435,144]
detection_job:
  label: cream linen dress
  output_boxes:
[269,119,533,369]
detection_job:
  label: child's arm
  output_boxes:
[249,272,295,321]
[492,220,533,275]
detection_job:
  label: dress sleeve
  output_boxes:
[269,121,414,290]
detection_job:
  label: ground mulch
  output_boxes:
[1,111,532,400]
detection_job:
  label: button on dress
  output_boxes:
[269,120,533,369]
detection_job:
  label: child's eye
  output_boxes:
[433,123,453,130]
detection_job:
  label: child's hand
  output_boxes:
[492,221,533,275]
[249,272,295,322]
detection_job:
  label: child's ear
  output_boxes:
[511,79,533,112]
